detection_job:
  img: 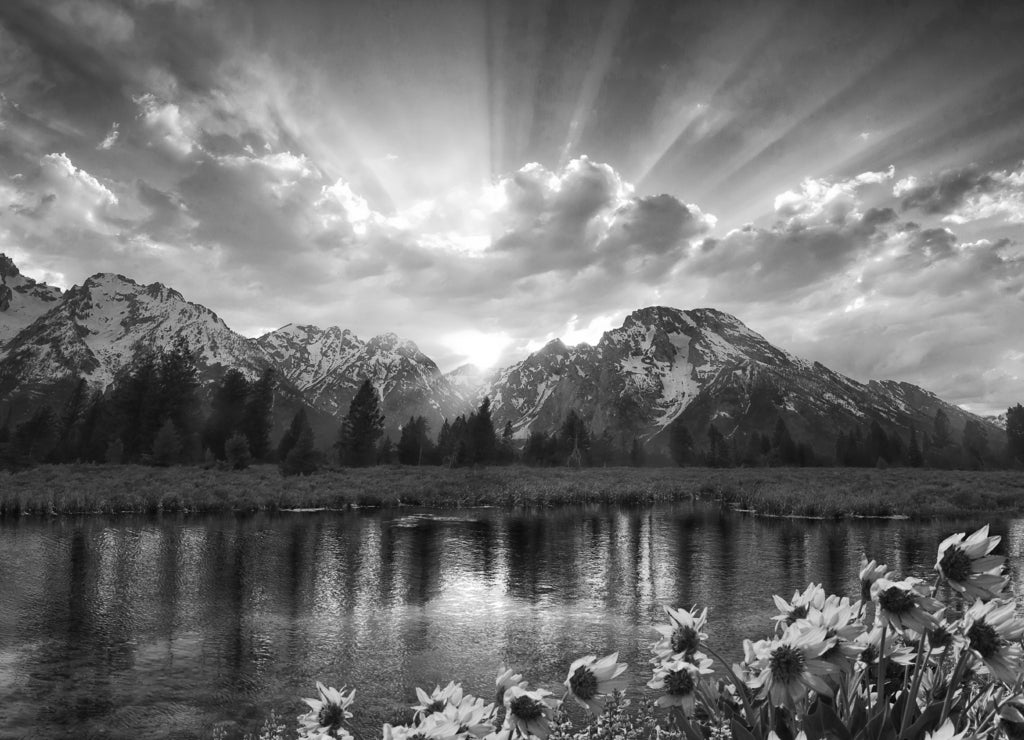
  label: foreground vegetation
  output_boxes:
[1,464,1023,520]
[230,524,1024,740]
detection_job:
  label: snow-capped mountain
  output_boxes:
[255,324,467,434]
[444,363,491,401]
[0,254,62,346]
[484,306,1003,455]
[0,272,266,396]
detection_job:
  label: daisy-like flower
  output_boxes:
[854,625,916,670]
[963,598,1024,684]
[745,624,837,710]
[501,685,560,740]
[871,577,941,633]
[298,682,356,739]
[564,652,629,714]
[803,594,866,674]
[772,584,826,627]
[414,681,465,721]
[647,656,714,713]
[859,558,890,601]
[936,525,1008,601]
[650,605,708,661]
[440,695,497,739]
[494,667,528,706]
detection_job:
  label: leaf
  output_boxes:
[854,708,897,740]
[900,703,946,740]
[731,717,761,740]
[672,707,704,740]
[804,699,853,740]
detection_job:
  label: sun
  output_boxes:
[442,330,512,370]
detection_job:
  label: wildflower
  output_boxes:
[563,652,629,714]
[859,558,889,601]
[651,605,708,661]
[871,577,941,633]
[413,681,464,721]
[297,682,355,739]
[494,667,528,706]
[935,525,1008,601]
[963,598,1024,683]
[440,695,497,739]
[745,624,836,710]
[855,625,916,670]
[772,584,826,627]
[647,656,714,713]
[804,595,866,674]
[501,685,560,740]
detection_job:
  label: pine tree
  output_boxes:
[772,418,797,465]
[962,419,988,470]
[437,418,455,464]
[280,411,315,474]
[559,409,590,466]
[668,419,693,467]
[158,338,200,443]
[908,427,923,467]
[151,419,183,466]
[338,379,385,467]
[397,416,431,465]
[277,408,309,462]
[56,378,90,462]
[867,420,891,465]
[242,367,275,461]
[1007,404,1024,466]
[225,432,252,470]
[629,436,645,467]
[113,352,161,461]
[497,420,515,464]
[469,397,496,464]
[933,409,952,448]
[204,369,251,459]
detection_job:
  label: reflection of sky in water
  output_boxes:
[0,506,1019,738]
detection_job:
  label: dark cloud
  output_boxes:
[898,166,995,215]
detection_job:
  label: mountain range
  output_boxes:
[0,254,1005,458]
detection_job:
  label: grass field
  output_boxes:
[1,464,1022,519]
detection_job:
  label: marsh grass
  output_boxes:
[0,464,1021,519]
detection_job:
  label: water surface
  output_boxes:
[1,503,1020,738]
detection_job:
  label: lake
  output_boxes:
[1,503,1020,738]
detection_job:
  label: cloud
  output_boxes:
[133,93,198,157]
[774,167,894,222]
[48,0,135,46]
[97,122,120,150]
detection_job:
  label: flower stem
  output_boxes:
[702,643,757,728]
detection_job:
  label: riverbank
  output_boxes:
[1,464,1022,519]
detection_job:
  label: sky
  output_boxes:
[1,0,1023,415]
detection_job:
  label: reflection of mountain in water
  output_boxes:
[0,507,1015,738]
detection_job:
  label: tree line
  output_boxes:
[3,349,1023,473]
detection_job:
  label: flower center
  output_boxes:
[927,625,953,649]
[318,702,346,732]
[968,620,1003,659]
[665,668,695,696]
[861,644,878,664]
[569,666,598,700]
[877,586,915,615]
[671,625,701,655]
[939,546,973,583]
[509,695,544,721]
[769,644,806,683]
[787,605,809,624]
[425,699,445,715]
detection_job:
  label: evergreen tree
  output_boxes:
[867,420,891,465]
[55,378,90,462]
[338,379,385,467]
[629,436,646,467]
[278,408,310,461]
[280,411,315,474]
[706,424,728,467]
[9,405,58,468]
[668,420,694,467]
[559,409,590,466]
[204,369,251,459]
[1007,404,1024,466]
[908,427,923,467]
[397,416,431,465]
[772,418,797,465]
[469,397,496,464]
[437,418,455,464]
[151,419,183,466]
[158,338,200,443]
[113,352,161,461]
[496,421,515,464]
[242,367,275,461]
[105,438,124,465]
[962,419,989,470]
[225,432,252,470]
[377,435,395,465]
[933,409,952,448]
